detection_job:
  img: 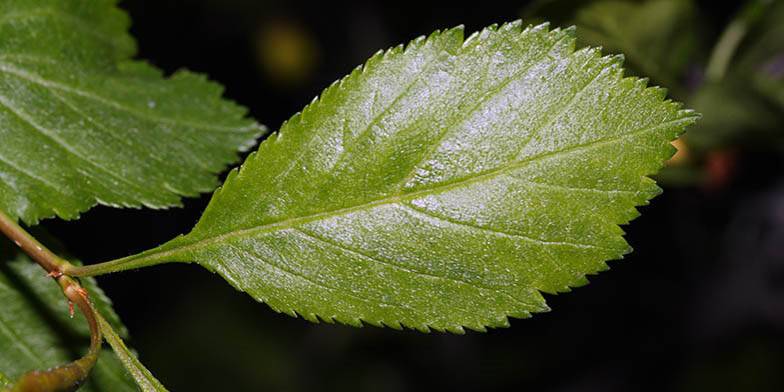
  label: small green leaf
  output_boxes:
[0,238,138,391]
[0,0,264,225]
[117,22,697,332]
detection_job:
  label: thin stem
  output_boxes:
[705,0,773,81]
[62,252,176,277]
[3,276,102,392]
[96,312,169,391]
[0,209,71,275]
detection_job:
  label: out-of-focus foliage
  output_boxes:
[526,0,784,188]
[573,0,700,95]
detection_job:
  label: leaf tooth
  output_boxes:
[383,320,404,330]
[500,19,523,33]
[341,317,363,328]
[319,76,348,104]
[484,23,500,33]
[463,29,482,48]
[680,108,701,118]
[445,325,466,335]
[637,76,653,90]
[525,21,551,36]
[405,34,428,52]
[491,316,511,329]
[561,24,577,37]
[596,53,625,70]
[572,45,600,63]
[367,47,392,69]
[301,312,319,323]
[571,275,590,288]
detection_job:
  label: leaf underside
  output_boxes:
[0,238,137,391]
[0,0,264,225]
[126,21,698,333]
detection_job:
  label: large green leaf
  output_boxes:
[0,0,264,225]
[0,237,138,391]
[113,22,697,332]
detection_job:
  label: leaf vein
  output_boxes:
[0,150,61,191]
[291,228,480,318]
[396,31,570,191]
[518,178,637,195]
[293,227,528,308]
[0,92,146,197]
[513,52,610,158]
[222,241,417,314]
[0,61,254,133]
[400,202,611,251]
[0,312,45,367]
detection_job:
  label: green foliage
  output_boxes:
[0,237,137,391]
[573,0,700,93]
[0,0,703,389]
[0,0,263,225]
[114,22,696,332]
[528,0,784,188]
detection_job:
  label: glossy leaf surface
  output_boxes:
[0,238,137,391]
[0,0,263,225]
[121,22,698,332]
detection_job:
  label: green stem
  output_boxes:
[62,252,175,277]
[96,312,168,391]
[3,276,102,392]
[0,210,71,276]
[705,0,773,81]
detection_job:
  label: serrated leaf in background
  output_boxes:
[110,22,697,332]
[0,237,138,391]
[0,0,264,225]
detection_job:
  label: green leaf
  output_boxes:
[0,0,264,225]
[115,22,698,332]
[0,237,138,391]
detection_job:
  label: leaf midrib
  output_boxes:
[120,116,690,267]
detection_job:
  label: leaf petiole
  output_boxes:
[61,252,170,277]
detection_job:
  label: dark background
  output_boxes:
[42,0,784,391]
